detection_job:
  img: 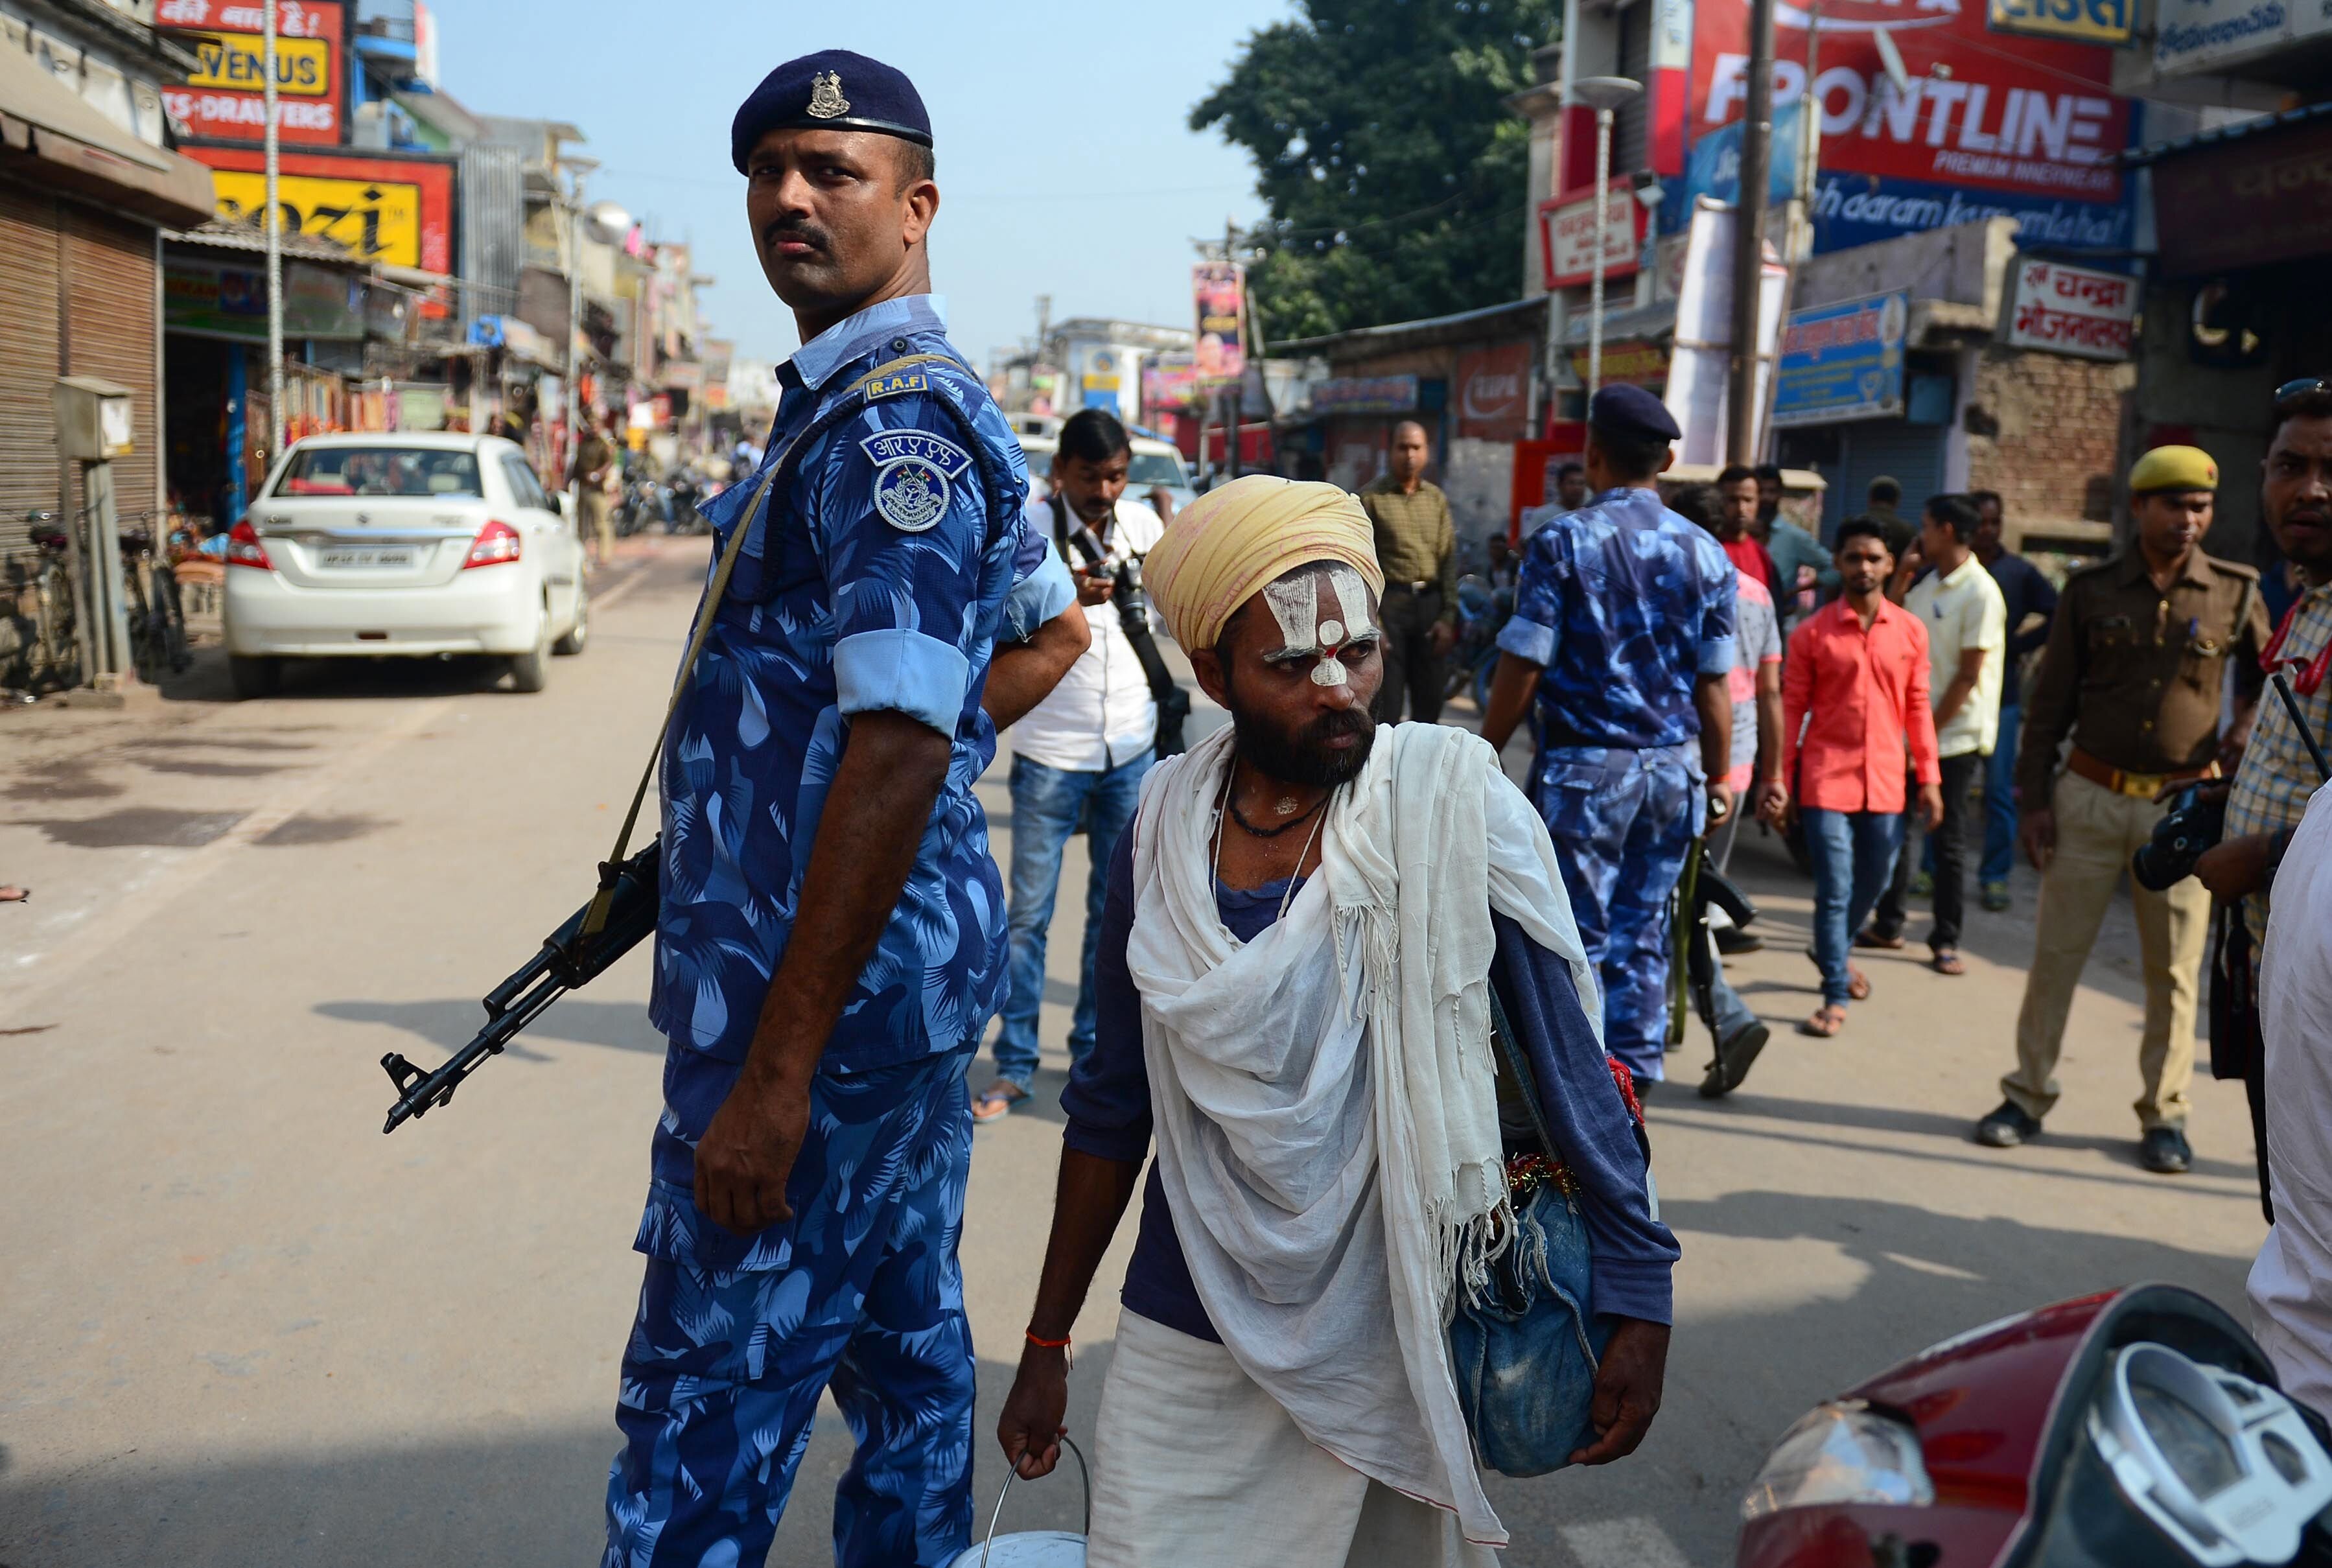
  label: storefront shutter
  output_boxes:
[63,206,161,533]
[0,184,64,555]
[1828,421,1952,538]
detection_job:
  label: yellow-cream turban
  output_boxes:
[1144,474,1385,653]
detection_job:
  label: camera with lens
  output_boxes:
[2131,784,2227,893]
[1069,523,1150,637]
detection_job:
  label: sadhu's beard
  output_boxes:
[1222,677,1377,790]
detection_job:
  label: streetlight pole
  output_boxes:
[560,158,598,512]
[1570,77,1642,408]
[262,0,284,459]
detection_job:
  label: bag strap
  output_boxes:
[1486,976,1562,1160]
[578,351,955,937]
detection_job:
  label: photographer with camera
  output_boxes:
[1973,446,2271,1175]
[975,409,1185,1122]
[2190,380,2332,1216]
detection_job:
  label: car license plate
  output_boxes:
[318,546,414,569]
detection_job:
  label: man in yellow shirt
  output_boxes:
[1358,419,1456,723]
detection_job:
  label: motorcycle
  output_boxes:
[1738,1283,2332,1568]
[1443,572,1511,712]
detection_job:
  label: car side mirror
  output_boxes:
[550,492,569,518]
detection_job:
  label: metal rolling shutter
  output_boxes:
[63,206,161,531]
[0,183,64,554]
[1830,421,1949,537]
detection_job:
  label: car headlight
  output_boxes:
[1741,1399,1937,1521]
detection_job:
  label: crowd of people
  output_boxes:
[572,43,2332,1568]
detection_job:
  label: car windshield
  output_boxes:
[275,446,482,498]
[1128,452,1188,489]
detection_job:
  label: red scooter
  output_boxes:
[1738,1283,2332,1568]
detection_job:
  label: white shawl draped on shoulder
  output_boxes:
[1125,720,1598,1547]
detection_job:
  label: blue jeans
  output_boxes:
[1801,808,1906,1007]
[1981,700,2021,885]
[990,751,1153,1087]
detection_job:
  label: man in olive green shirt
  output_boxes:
[1358,419,1458,723]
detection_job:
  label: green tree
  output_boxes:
[1191,0,1559,342]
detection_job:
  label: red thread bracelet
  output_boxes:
[1025,1329,1073,1366]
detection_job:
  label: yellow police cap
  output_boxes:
[2129,445,2219,494]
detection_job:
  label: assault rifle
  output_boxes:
[378,840,662,1134]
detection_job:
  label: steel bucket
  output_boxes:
[945,1434,1089,1568]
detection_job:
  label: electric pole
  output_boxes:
[1727,0,1776,465]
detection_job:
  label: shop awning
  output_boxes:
[0,46,214,228]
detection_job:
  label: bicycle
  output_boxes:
[117,512,191,682]
[22,510,80,691]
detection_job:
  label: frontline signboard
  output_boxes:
[1691,0,2134,252]
[158,1,345,146]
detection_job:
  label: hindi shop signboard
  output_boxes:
[189,147,454,273]
[1193,263,1246,383]
[1772,292,1909,428]
[1987,0,2134,48]
[1541,188,1644,290]
[2004,257,2136,360]
[157,1,345,147]
[1311,375,1419,417]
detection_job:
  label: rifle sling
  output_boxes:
[579,352,961,938]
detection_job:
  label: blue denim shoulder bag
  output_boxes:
[1446,979,1611,1477]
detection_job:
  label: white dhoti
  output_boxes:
[1087,1311,1501,1568]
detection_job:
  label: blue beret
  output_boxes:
[731,50,931,173]
[1589,384,1681,444]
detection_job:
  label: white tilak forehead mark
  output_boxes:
[1261,575,1320,650]
[1322,566,1375,635]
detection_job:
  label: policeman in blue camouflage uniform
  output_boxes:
[601,51,1088,1568]
[1480,386,1738,1085]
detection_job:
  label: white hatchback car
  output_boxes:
[224,432,589,699]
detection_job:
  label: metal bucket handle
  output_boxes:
[980,1433,1091,1566]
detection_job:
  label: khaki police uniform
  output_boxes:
[2001,546,2270,1130]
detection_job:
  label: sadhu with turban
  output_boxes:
[994,474,1680,1564]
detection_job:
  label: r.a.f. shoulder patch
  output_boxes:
[864,370,927,399]
[861,430,974,533]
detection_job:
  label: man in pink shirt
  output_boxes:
[1760,517,1944,1036]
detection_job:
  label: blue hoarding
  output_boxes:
[1773,292,1910,427]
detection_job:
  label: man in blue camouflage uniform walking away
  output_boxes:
[1480,386,1737,1086]
[601,50,1088,1568]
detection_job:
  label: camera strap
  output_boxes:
[579,351,961,939]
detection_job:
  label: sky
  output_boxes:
[434,1,1297,371]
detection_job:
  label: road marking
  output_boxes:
[0,697,450,1020]
[590,558,661,613]
[1559,1515,1698,1568]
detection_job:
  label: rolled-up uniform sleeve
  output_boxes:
[1493,912,1680,1325]
[1061,823,1152,1163]
[1696,539,1741,677]
[1498,518,1570,668]
[818,404,989,736]
[1002,544,1076,646]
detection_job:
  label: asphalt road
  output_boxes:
[0,534,2272,1566]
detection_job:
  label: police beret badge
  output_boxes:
[861,430,974,533]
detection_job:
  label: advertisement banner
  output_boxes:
[1772,292,1909,427]
[2004,257,2135,359]
[1193,263,1245,382]
[164,255,363,340]
[1143,353,1203,413]
[1565,338,1673,390]
[189,147,455,273]
[1455,343,1532,442]
[1542,187,1644,290]
[158,1,344,147]
[1691,0,2134,253]
[1311,376,1419,417]
[2151,115,2332,278]
[2144,0,2332,80]
[1988,0,2134,47]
